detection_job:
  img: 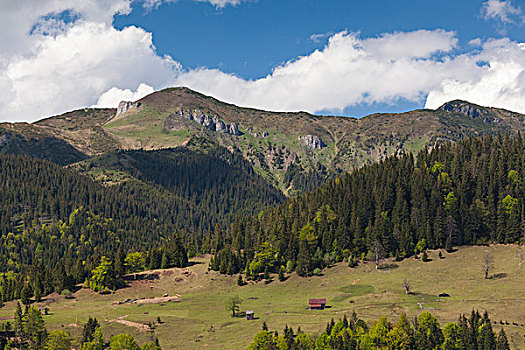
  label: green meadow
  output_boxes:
[1,245,524,349]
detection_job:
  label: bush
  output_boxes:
[422,251,429,262]
[278,266,286,282]
[61,289,73,299]
[286,260,294,273]
[313,268,322,276]
[237,275,245,286]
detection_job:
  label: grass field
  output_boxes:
[1,245,525,349]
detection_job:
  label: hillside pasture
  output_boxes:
[1,245,524,349]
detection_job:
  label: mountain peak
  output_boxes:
[438,100,490,118]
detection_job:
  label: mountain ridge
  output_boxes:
[1,87,524,193]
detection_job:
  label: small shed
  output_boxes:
[308,299,327,310]
[246,310,255,320]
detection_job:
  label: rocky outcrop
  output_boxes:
[440,101,488,119]
[299,135,325,149]
[170,108,242,136]
[0,132,12,147]
[116,101,142,116]
[229,123,240,135]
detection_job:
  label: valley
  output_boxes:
[0,245,523,349]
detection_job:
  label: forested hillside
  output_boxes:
[0,145,284,301]
[210,134,524,276]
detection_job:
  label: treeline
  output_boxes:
[210,134,524,276]
[248,310,510,350]
[0,303,160,349]
[0,208,187,301]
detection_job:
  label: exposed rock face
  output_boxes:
[440,101,488,119]
[0,132,12,147]
[229,123,241,135]
[170,108,242,135]
[299,135,325,149]
[213,116,227,133]
[116,101,142,116]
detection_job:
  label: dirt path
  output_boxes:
[134,295,181,304]
[110,315,152,332]
[113,294,181,306]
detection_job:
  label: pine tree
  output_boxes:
[263,267,270,281]
[496,328,510,350]
[278,266,285,282]
[20,285,30,306]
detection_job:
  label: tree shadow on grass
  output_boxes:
[489,273,507,280]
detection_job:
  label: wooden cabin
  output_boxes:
[246,310,255,320]
[308,299,326,310]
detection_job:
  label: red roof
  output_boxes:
[309,304,323,308]
[309,299,326,304]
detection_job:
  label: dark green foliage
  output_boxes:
[278,266,285,282]
[221,134,525,276]
[284,161,335,194]
[0,130,88,166]
[80,317,99,345]
[422,250,429,262]
[11,303,48,350]
[0,144,283,300]
[496,328,510,350]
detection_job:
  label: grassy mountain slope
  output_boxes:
[1,245,523,349]
[1,87,524,193]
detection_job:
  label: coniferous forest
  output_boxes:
[0,131,523,349]
[210,134,524,277]
[0,144,284,301]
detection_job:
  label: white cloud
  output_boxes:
[425,39,525,112]
[142,0,247,10]
[142,0,177,11]
[469,38,483,47]
[173,30,469,113]
[173,30,525,115]
[194,0,248,7]
[310,32,333,43]
[0,0,179,122]
[2,0,525,123]
[95,83,155,108]
[482,0,524,25]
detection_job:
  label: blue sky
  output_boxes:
[1,0,525,121]
[116,0,506,79]
[113,0,525,117]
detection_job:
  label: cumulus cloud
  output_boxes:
[2,0,525,123]
[0,0,180,122]
[482,0,523,23]
[173,30,469,113]
[425,39,525,112]
[173,30,525,115]
[95,83,155,108]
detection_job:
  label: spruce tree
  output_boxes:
[496,328,510,350]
